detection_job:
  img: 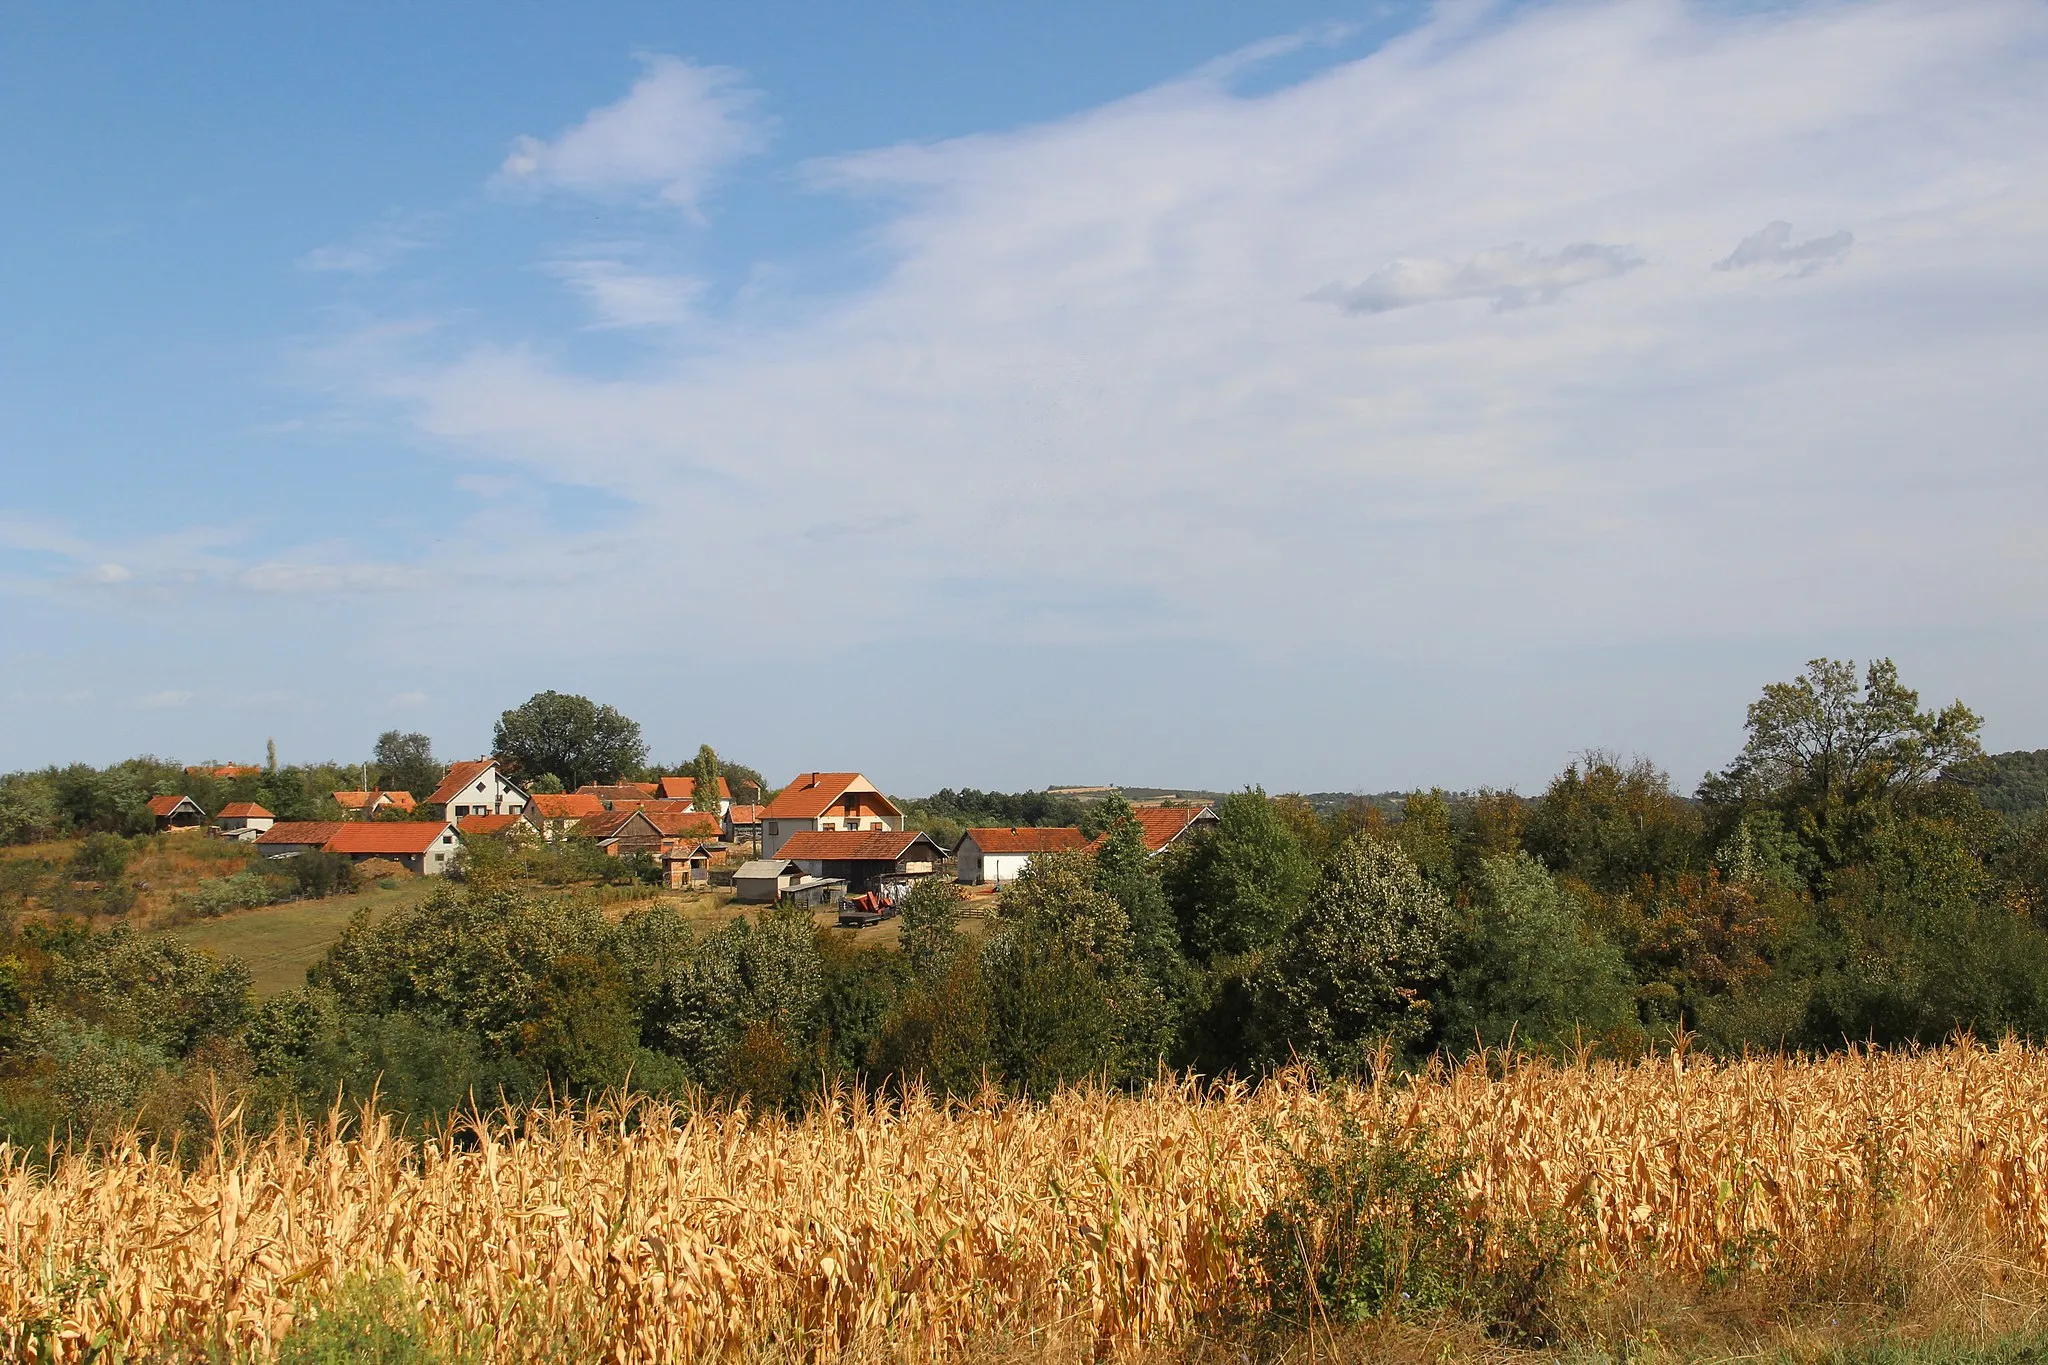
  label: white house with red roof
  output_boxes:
[525,791,606,841]
[761,772,903,857]
[256,820,460,875]
[429,759,529,825]
[955,826,1090,885]
[655,774,732,815]
[214,802,275,838]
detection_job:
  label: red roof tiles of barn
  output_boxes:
[458,814,524,836]
[428,759,497,807]
[726,804,765,825]
[963,826,1089,856]
[258,822,348,846]
[216,802,273,819]
[642,809,721,839]
[774,828,939,862]
[146,795,195,816]
[324,823,452,856]
[1093,805,1218,853]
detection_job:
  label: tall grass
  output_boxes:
[10,1042,2048,1361]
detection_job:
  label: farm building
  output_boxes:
[775,829,946,895]
[255,822,346,856]
[331,789,417,818]
[429,759,530,824]
[574,809,664,858]
[1092,804,1220,855]
[661,842,717,889]
[147,794,205,832]
[214,802,275,837]
[955,826,1089,885]
[576,782,658,807]
[760,772,904,857]
[458,812,534,840]
[723,803,764,847]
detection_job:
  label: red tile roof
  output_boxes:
[775,829,942,862]
[763,773,900,821]
[526,792,606,820]
[656,775,733,802]
[577,783,658,803]
[258,821,348,846]
[333,790,418,813]
[216,802,273,820]
[574,810,650,841]
[962,826,1089,856]
[1089,805,1219,854]
[428,759,498,808]
[147,794,198,816]
[458,813,526,836]
[726,804,765,825]
[642,809,720,839]
[324,822,454,856]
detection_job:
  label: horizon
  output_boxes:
[5,1,2045,794]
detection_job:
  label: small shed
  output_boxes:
[784,876,848,909]
[147,794,205,833]
[733,858,804,903]
[662,841,716,889]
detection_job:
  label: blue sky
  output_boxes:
[3,1,2046,795]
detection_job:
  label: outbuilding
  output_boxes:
[955,826,1089,885]
[214,802,276,838]
[147,794,205,833]
[774,829,947,895]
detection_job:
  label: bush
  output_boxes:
[1248,1117,1474,1328]
[175,870,279,920]
[277,1273,450,1365]
[68,832,131,883]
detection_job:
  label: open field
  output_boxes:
[14,1042,2048,1362]
[161,878,439,996]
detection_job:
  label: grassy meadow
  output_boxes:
[15,1043,2048,1363]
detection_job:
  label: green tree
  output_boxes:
[1524,753,1703,894]
[1705,658,1983,882]
[1391,790,1457,897]
[67,832,131,884]
[372,731,443,801]
[491,691,647,791]
[1245,836,1451,1076]
[1164,787,1313,963]
[898,876,965,979]
[1433,852,1636,1055]
[689,744,722,813]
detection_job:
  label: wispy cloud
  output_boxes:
[136,690,195,710]
[1715,221,1855,278]
[1312,242,1644,314]
[301,211,440,275]
[496,54,767,213]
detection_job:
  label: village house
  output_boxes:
[323,821,461,875]
[524,791,606,840]
[760,772,904,857]
[654,775,732,814]
[429,759,530,824]
[147,794,205,832]
[775,829,947,895]
[640,806,722,852]
[255,821,345,856]
[954,826,1090,885]
[214,802,275,838]
[457,812,534,840]
[254,820,460,875]
[331,789,417,818]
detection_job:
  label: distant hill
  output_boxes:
[1947,750,2048,819]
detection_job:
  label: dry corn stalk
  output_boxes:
[7,1043,2048,1361]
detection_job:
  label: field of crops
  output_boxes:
[11,1042,2048,1362]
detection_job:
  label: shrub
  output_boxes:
[276,1273,451,1365]
[175,870,279,920]
[67,832,131,883]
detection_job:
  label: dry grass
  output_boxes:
[11,1043,2048,1362]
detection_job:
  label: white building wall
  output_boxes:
[446,766,528,822]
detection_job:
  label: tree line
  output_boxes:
[4,658,2048,1141]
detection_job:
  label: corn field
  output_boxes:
[11,1041,2048,1361]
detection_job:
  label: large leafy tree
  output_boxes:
[490,691,646,791]
[1705,658,1982,880]
[373,731,443,801]
[1524,754,1703,894]
[1164,787,1313,964]
[1244,836,1451,1076]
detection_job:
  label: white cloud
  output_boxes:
[89,563,132,584]
[547,258,705,328]
[1312,242,1643,313]
[496,54,767,213]
[1714,221,1855,277]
